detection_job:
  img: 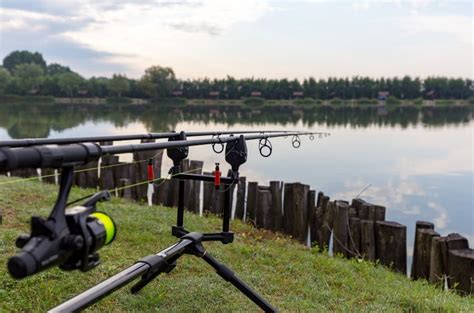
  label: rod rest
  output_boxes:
[172,226,234,244]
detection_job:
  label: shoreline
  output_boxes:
[0,95,472,109]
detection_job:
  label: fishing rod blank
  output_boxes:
[0,132,317,172]
[0,130,315,148]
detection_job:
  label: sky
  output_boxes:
[0,0,472,79]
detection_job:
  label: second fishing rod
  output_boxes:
[0,131,320,173]
[0,130,326,148]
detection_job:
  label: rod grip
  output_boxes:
[7,252,37,279]
[0,143,101,171]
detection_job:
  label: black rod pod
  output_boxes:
[7,167,116,279]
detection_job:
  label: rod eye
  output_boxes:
[258,138,272,157]
[212,135,224,154]
[291,135,301,148]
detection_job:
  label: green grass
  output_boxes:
[0,177,472,312]
[106,97,133,104]
[243,97,265,107]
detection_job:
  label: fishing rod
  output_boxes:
[0,130,324,148]
[0,131,321,172]
[1,130,328,312]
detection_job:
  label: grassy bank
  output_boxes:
[0,177,472,312]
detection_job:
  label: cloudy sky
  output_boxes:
[0,0,472,79]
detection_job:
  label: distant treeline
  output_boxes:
[0,50,472,101]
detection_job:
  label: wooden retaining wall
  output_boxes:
[1,155,472,296]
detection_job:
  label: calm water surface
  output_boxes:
[1,104,472,258]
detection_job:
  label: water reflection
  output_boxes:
[0,103,471,139]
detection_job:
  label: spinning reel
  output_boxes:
[8,167,116,279]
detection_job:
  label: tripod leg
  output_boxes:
[201,253,277,312]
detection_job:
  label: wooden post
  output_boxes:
[119,178,132,199]
[333,201,349,257]
[73,165,88,188]
[155,179,171,206]
[441,233,469,288]
[316,195,331,250]
[351,198,366,217]
[283,183,309,242]
[348,207,358,219]
[307,190,316,245]
[42,168,56,184]
[132,139,163,201]
[269,181,283,231]
[202,172,222,215]
[256,190,272,229]
[10,168,37,178]
[348,217,361,258]
[85,161,99,189]
[360,220,376,261]
[247,182,258,224]
[370,205,386,222]
[114,162,133,199]
[375,221,407,273]
[411,221,434,279]
[187,160,203,213]
[235,176,246,220]
[317,191,324,207]
[359,203,372,220]
[429,236,446,284]
[448,249,474,295]
[415,228,440,280]
[100,156,119,191]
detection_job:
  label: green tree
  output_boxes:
[13,63,45,94]
[108,74,130,97]
[0,67,12,95]
[57,72,84,97]
[3,50,47,72]
[46,63,71,76]
[140,65,177,98]
[87,77,110,97]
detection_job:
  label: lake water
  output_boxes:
[1,104,472,258]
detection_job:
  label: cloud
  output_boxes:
[427,201,448,230]
[332,178,426,208]
[395,146,473,179]
[0,7,66,31]
[55,0,271,76]
[351,0,446,12]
